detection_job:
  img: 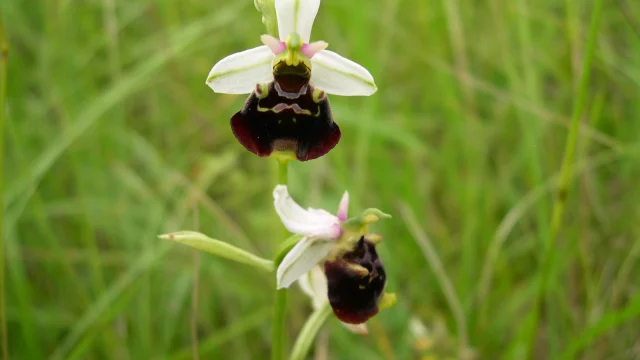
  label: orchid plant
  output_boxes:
[162,0,394,359]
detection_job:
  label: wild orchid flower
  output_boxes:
[273,185,394,324]
[206,0,377,161]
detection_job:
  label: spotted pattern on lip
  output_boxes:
[258,102,315,116]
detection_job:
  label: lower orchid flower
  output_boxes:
[273,185,396,324]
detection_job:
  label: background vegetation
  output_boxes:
[2,0,640,359]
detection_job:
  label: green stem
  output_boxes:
[272,159,290,360]
[277,159,289,185]
[0,14,9,360]
[289,303,332,360]
[271,289,288,360]
[525,0,604,357]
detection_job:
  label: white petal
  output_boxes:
[206,45,274,94]
[337,191,349,221]
[310,50,377,96]
[308,265,328,296]
[261,34,286,54]
[342,322,369,336]
[273,185,340,238]
[276,0,320,42]
[298,270,316,299]
[301,41,328,58]
[277,237,334,289]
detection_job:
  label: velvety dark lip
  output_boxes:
[230,82,340,161]
[324,238,386,324]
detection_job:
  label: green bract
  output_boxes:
[160,231,274,272]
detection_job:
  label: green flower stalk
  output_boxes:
[0,15,9,359]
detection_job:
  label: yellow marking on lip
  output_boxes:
[257,104,312,115]
[345,263,369,277]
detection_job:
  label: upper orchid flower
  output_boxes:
[206,0,377,161]
[273,185,395,324]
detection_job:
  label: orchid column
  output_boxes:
[162,1,394,359]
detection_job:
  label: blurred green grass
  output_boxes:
[2,0,640,359]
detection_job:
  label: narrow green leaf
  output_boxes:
[160,231,274,272]
[559,293,640,359]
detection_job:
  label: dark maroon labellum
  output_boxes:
[230,62,341,161]
[324,237,386,324]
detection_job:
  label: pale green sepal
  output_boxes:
[289,302,332,360]
[160,231,274,272]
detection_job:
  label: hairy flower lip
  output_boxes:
[230,81,340,161]
[298,266,369,335]
[330,305,379,325]
[324,238,386,325]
